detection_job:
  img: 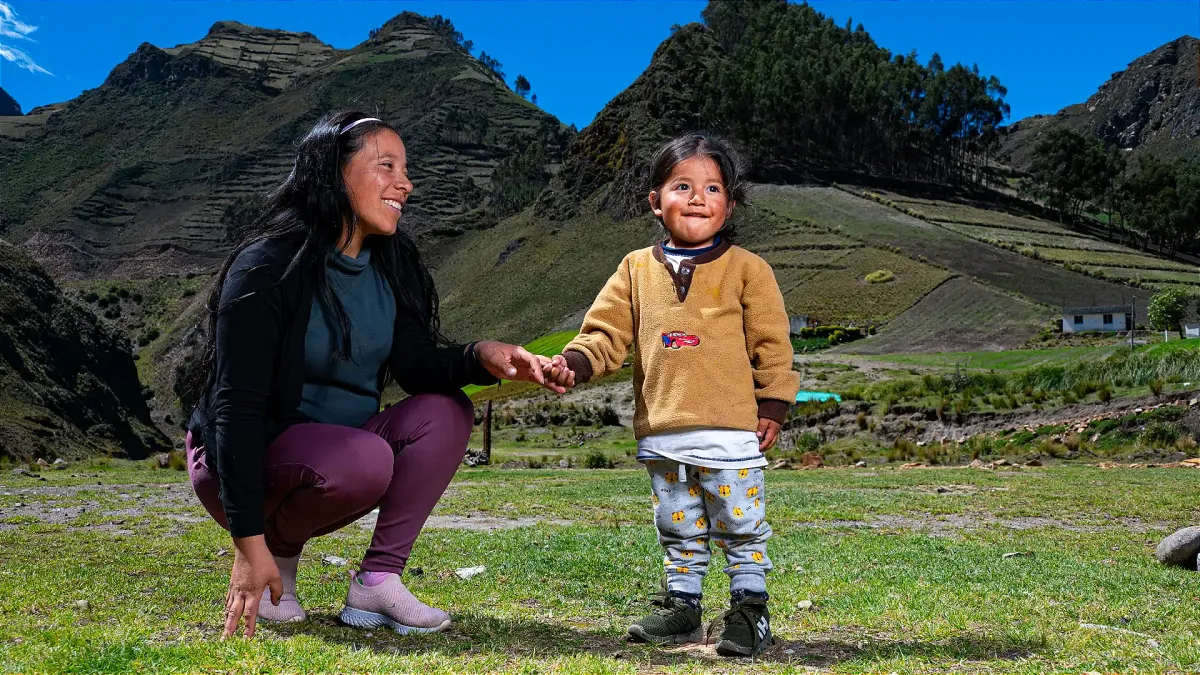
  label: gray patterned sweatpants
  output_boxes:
[646,460,773,597]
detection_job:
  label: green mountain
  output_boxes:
[0,13,570,280]
[0,241,168,461]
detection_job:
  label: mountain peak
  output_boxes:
[161,20,336,90]
[1000,35,1200,169]
[200,20,320,43]
[358,11,469,59]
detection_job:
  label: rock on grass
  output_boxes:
[1156,526,1200,569]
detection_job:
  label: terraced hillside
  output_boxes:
[837,277,1047,354]
[854,186,1200,296]
[735,209,953,325]
[753,185,1151,318]
[433,181,962,345]
[0,14,570,280]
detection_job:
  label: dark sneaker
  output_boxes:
[627,590,703,644]
[713,593,771,657]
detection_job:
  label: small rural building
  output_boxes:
[1061,305,1133,333]
[1185,324,1200,339]
[789,315,811,335]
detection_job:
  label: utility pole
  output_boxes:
[482,400,492,465]
[1130,298,1136,352]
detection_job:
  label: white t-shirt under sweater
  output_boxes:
[637,428,767,469]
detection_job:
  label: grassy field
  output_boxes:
[2,461,1199,672]
[863,192,1067,234]
[1091,266,1200,286]
[468,424,637,466]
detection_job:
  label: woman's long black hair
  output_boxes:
[177,110,446,414]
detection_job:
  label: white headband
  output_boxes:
[340,117,383,134]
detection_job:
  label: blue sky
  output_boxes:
[1,1,1196,129]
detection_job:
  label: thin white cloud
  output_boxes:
[0,1,50,75]
[0,43,49,75]
[0,1,35,40]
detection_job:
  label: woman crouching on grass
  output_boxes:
[179,111,562,639]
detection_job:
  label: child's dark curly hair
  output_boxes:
[648,131,748,241]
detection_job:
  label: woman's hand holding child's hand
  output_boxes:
[543,354,576,391]
[757,418,781,452]
[474,341,566,394]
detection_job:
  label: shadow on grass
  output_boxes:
[267,611,1046,668]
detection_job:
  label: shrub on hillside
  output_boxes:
[865,270,894,284]
[1141,422,1182,448]
[791,336,831,353]
[794,431,821,454]
[886,437,917,462]
[963,434,996,459]
[583,451,613,469]
[1175,435,1198,456]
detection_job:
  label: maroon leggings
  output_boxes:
[187,391,473,574]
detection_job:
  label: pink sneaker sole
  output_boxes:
[339,607,451,634]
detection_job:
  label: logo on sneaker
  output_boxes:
[756,616,770,641]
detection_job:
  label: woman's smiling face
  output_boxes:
[343,128,414,237]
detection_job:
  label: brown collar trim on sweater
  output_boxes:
[652,238,732,302]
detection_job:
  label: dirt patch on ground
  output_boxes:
[800,513,1166,537]
[354,509,575,532]
[0,481,200,532]
[0,482,580,534]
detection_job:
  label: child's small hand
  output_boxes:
[543,354,576,391]
[757,418,781,452]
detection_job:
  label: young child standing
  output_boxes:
[545,132,799,656]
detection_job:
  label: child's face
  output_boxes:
[649,155,734,248]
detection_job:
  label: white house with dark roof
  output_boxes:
[1061,305,1133,333]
